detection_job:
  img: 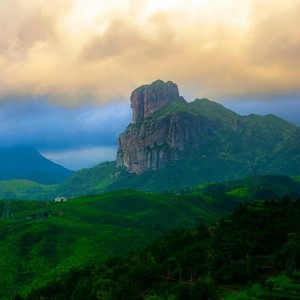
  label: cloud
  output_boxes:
[1,0,299,170]
[80,20,143,61]
[0,97,131,150]
[80,14,179,62]
[0,0,299,103]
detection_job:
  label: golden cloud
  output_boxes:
[0,0,299,103]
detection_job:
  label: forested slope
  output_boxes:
[23,197,300,300]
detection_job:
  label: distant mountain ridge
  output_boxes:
[0,146,74,184]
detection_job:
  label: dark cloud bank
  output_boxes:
[0,97,130,149]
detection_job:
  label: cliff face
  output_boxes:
[131,80,180,123]
[116,80,224,174]
[117,113,204,174]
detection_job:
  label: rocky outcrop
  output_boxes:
[117,112,211,174]
[116,80,224,174]
[131,80,180,123]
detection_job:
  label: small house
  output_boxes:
[54,196,67,203]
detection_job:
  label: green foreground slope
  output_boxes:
[25,198,300,300]
[0,189,223,299]
[0,179,56,200]
[1,176,300,299]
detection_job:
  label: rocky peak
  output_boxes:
[116,80,300,177]
[117,80,201,174]
[117,80,235,175]
[131,80,181,123]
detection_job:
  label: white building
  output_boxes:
[54,197,67,203]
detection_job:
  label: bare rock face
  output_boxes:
[131,80,180,123]
[116,112,217,174]
[116,79,224,174]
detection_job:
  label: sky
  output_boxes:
[0,0,299,169]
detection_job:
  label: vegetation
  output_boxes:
[3,157,300,201]
[20,197,300,299]
[0,179,56,200]
[1,82,300,300]
[0,188,227,299]
[0,177,300,299]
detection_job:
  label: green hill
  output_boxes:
[1,176,300,299]
[0,179,56,200]
[57,157,300,197]
[23,197,300,300]
[0,189,220,298]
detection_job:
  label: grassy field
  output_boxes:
[1,177,300,299]
[0,189,222,298]
[0,179,56,200]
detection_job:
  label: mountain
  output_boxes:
[0,146,74,184]
[1,80,300,198]
[116,79,300,177]
[48,79,300,197]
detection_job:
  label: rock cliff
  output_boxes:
[130,80,180,123]
[116,80,226,174]
[117,113,202,174]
